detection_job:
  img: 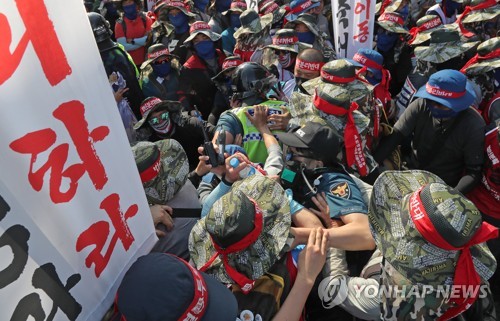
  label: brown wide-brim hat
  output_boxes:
[233,9,274,39]
[189,175,293,285]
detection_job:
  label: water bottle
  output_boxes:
[229,158,256,178]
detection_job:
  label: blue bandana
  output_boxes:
[428,101,459,119]
[297,31,315,44]
[152,62,172,77]
[377,32,398,52]
[123,3,138,20]
[215,0,231,12]
[194,40,216,60]
[169,13,189,34]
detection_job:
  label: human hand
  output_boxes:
[150,204,174,237]
[224,153,250,183]
[309,192,332,228]
[268,107,291,131]
[245,105,269,132]
[114,87,129,102]
[297,227,328,285]
[196,146,226,177]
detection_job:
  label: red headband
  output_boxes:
[313,91,368,176]
[222,59,243,69]
[379,13,404,26]
[140,98,162,116]
[177,258,209,321]
[262,3,278,14]
[273,36,298,45]
[148,48,170,60]
[353,53,383,70]
[457,0,498,38]
[140,152,162,183]
[409,187,498,320]
[321,69,356,84]
[426,83,466,98]
[460,48,500,74]
[199,198,264,294]
[408,17,442,44]
[296,58,323,71]
[190,21,211,33]
[289,0,315,15]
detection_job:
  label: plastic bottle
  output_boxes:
[229,158,256,178]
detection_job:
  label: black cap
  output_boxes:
[277,122,341,162]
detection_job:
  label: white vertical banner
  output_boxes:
[0,0,157,320]
[332,0,376,59]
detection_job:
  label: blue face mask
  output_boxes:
[398,4,409,21]
[377,32,398,52]
[194,40,216,60]
[195,0,210,11]
[122,4,138,20]
[215,0,231,13]
[230,14,241,28]
[428,101,458,119]
[444,0,461,17]
[297,31,315,44]
[152,62,172,77]
[169,13,189,32]
[365,74,380,85]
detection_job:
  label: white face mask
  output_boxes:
[149,113,173,135]
[278,52,293,68]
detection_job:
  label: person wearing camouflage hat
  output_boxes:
[369,170,498,320]
[233,9,273,63]
[284,13,335,61]
[298,59,377,178]
[258,1,287,35]
[374,69,485,194]
[220,1,247,55]
[408,14,445,45]
[134,96,216,170]
[456,0,499,40]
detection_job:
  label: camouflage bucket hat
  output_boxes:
[414,28,480,63]
[301,59,373,104]
[259,2,287,25]
[284,13,321,37]
[189,175,293,288]
[264,29,312,53]
[212,56,244,81]
[131,139,189,204]
[222,0,248,15]
[133,97,183,130]
[375,0,403,15]
[369,170,497,317]
[377,12,409,34]
[462,36,500,76]
[140,43,178,69]
[458,0,499,24]
[233,9,274,39]
[408,15,445,45]
[154,0,197,19]
[184,21,222,44]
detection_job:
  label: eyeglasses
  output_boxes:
[154,58,170,65]
[148,111,169,125]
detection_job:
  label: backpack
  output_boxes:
[117,12,147,37]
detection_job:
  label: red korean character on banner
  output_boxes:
[10,100,109,204]
[354,1,371,43]
[76,193,139,277]
[0,0,72,86]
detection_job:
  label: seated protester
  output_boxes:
[88,12,145,120]
[214,62,290,164]
[284,0,331,40]
[134,97,216,171]
[114,0,153,66]
[148,1,175,48]
[293,48,324,94]
[426,0,462,24]
[207,0,232,34]
[455,0,500,42]
[297,60,379,179]
[179,21,226,119]
[139,44,180,101]
[375,11,412,96]
[348,48,396,121]
[324,170,498,320]
[220,1,247,56]
[258,1,288,37]
[461,36,500,125]
[131,139,200,259]
[233,9,273,63]
[211,56,244,124]
[154,0,197,65]
[277,122,375,251]
[189,174,328,321]
[284,13,335,62]
[115,253,238,321]
[374,70,485,194]
[264,29,312,101]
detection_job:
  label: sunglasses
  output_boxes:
[154,58,170,65]
[148,111,169,125]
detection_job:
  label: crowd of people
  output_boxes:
[84,0,500,320]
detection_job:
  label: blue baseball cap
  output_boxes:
[414,69,476,111]
[285,0,321,21]
[348,48,384,80]
[116,253,238,321]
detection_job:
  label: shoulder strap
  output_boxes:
[118,13,147,37]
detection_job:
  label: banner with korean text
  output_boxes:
[0,0,157,320]
[332,0,376,59]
